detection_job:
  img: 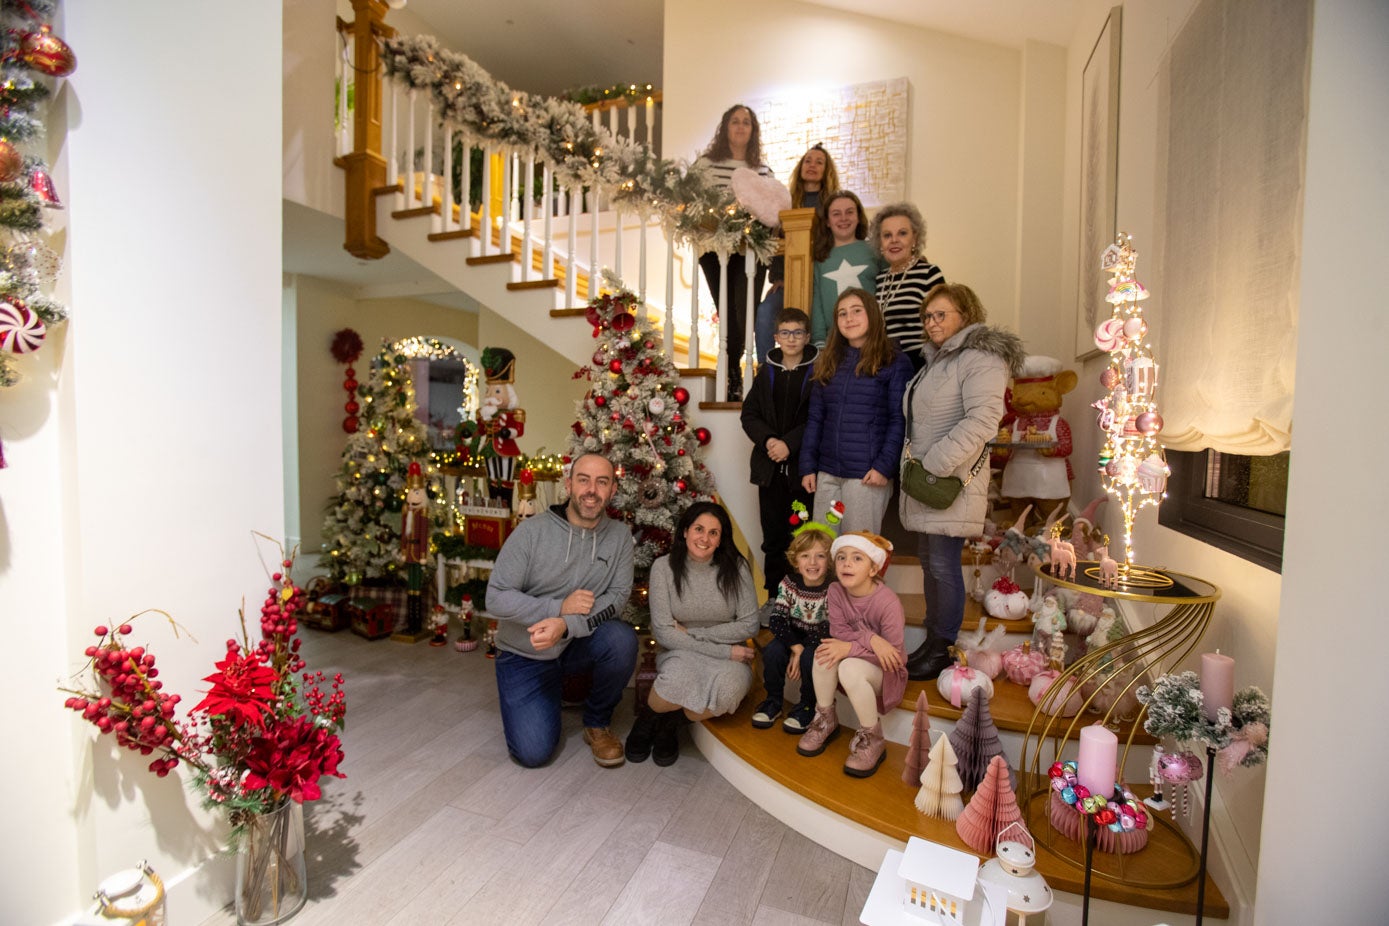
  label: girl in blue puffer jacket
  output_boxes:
[799,288,913,533]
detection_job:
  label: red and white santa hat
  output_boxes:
[830,531,894,573]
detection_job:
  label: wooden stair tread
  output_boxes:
[701,701,1226,918]
[427,228,476,241]
[551,307,589,317]
[392,204,439,219]
[507,279,560,291]
[678,367,715,378]
[466,253,517,266]
[699,401,742,410]
[372,183,403,196]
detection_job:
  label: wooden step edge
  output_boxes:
[699,401,743,411]
[466,253,518,266]
[506,279,561,291]
[550,307,589,318]
[391,205,439,219]
[372,183,403,196]
[332,155,347,170]
[426,228,476,242]
[696,711,1227,918]
[678,367,715,378]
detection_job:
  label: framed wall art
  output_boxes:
[1075,6,1122,359]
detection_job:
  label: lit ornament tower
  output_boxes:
[1090,234,1170,575]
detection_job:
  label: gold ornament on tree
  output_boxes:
[0,138,22,182]
[19,25,77,77]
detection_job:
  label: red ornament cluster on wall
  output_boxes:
[330,328,365,433]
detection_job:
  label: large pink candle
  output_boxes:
[1201,651,1235,721]
[1077,724,1118,799]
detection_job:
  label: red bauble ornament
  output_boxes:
[694,427,711,446]
[344,378,358,393]
[675,479,688,493]
[644,340,655,350]
[672,412,682,424]
[0,139,21,183]
[344,400,360,414]
[343,416,360,433]
[610,411,620,421]
[594,395,607,407]
[673,387,690,406]
[608,359,623,374]
[20,26,76,77]
[593,350,607,366]
[676,448,685,456]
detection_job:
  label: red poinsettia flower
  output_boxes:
[242,716,346,803]
[192,650,280,728]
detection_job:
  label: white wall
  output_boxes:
[661,0,1060,332]
[1256,1,1389,921]
[0,4,284,923]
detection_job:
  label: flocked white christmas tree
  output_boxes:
[1089,233,1170,573]
[569,284,716,572]
[321,338,447,584]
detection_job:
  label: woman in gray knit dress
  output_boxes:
[625,502,760,767]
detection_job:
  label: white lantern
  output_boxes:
[80,861,166,925]
[976,823,1053,924]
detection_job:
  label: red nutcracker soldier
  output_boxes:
[401,461,430,635]
[477,346,525,504]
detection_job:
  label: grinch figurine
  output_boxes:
[401,461,430,635]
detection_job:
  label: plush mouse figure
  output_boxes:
[995,355,1077,527]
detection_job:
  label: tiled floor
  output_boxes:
[199,628,874,925]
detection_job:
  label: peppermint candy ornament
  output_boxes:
[0,300,45,354]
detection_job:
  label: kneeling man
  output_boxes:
[486,452,637,767]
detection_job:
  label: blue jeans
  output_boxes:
[754,287,784,362]
[761,635,818,702]
[494,619,638,767]
[919,533,967,642]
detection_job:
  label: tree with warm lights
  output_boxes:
[569,286,716,573]
[321,339,447,584]
[1089,234,1169,573]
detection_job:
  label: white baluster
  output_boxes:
[608,105,618,141]
[521,155,535,282]
[479,147,492,256]
[664,236,676,359]
[542,164,554,281]
[460,133,472,236]
[500,152,512,254]
[557,183,567,218]
[425,101,437,230]
[441,122,454,232]
[591,108,599,130]
[336,31,348,157]
[566,187,579,307]
[716,252,729,402]
[510,154,521,256]
[744,251,757,396]
[645,96,655,147]
[389,80,401,207]
[589,196,599,291]
[613,209,624,285]
[406,88,417,207]
[689,249,700,368]
[638,216,648,304]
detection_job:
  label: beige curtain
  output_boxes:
[1153,0,1311,454]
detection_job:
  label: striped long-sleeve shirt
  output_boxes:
[875,258,945,358]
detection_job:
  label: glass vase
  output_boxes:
[235,800,307,925]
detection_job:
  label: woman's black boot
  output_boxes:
[625,705,660,763]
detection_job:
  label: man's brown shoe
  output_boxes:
[583,727,626,767]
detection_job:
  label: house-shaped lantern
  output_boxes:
[858,837,1006,926]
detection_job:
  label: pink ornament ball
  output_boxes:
[1136,411,1164,436]
[1100,367,1120,389]
[1094,317,1125,352]
[1105,460,1121,476]
[1122,317,1147,340]
[0,300,45,354]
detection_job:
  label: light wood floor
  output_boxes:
[198,628,875,926]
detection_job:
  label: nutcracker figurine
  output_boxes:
[454,592,479,652]
[513,468,538,524]
[429,605,449,646]
[401,461,430,635]
[477,346,525,503]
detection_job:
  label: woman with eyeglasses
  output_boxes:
[754,145,840,362]
[870,202,945,372]
[899,283,1025,680]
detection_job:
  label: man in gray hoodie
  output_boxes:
[487,452,637,767]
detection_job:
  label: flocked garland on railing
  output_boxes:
[379,35,777,262]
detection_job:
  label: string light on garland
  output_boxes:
[1089,234,1170,574]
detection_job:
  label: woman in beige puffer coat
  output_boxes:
[900,283,1025,680]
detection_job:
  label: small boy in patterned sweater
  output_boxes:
[752,525,834,732]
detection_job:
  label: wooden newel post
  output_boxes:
[342,0,393,260]
[779,207,817,315]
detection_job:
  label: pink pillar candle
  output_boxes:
[1201,651,1235,721]
[1077,724,1118,799]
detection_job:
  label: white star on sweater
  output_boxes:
[823,257,869,295]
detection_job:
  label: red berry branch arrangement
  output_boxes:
[331,328,364,434]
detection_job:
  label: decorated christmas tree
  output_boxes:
[955,754,1026,854]
[569,284,716,571]
[902,692,933,787]
[1089,233,1170,572]
[321,339,447,584]
[914,733,964,820]
[949,687,1014,792]
[0,0,74,397]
